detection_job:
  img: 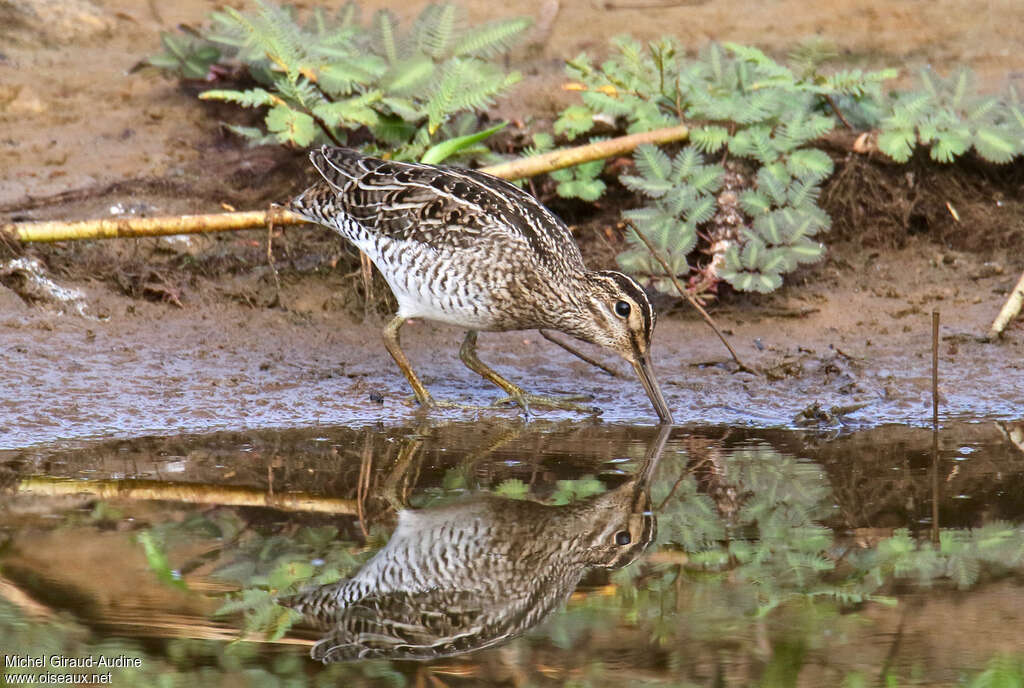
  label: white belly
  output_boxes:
[355,237,502,330]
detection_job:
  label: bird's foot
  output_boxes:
[491,391,599,417]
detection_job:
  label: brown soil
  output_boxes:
[2,0,1023,449]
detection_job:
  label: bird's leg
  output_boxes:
[382,315,435,407]
[459,330,597,416]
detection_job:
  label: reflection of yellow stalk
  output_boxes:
[18,476,357,514]
[4,124,689,243]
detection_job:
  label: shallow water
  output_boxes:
[2,419,1024,687]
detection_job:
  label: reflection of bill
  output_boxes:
[281,427,669,662]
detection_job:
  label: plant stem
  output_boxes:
[6,124,692,243]
[625,220,756,374]
[310,111,344,146]
[481,123,690,180]
[824,94,853,130]
[539,329,625,378]
[4,208,305,243]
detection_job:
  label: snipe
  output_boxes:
[289,147,674,423]
[281,427,670,662]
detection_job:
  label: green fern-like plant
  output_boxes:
[149,1,530,161]
[618,144,723,293]
[556,38,872,295]
[146,30,221,80]
[878,67,1024,163]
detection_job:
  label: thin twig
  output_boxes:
[310,112,344,147]
[931,309,940,545]
[266,209,284,308]
[539,329,625,378]
[824,94,854,130]
[360,251,374,320]
[625,220,756,374]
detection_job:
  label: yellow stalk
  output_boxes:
[4,123,690,244]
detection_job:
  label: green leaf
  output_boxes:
[318,56,388,96]
[786,148,834,181]
[789,238,826,263]
[138,531,187,590]
[878,127,916,162]
[691,125,730,153]
[420,121,507,164]
[974,126,1020,164]
[554,105,595,139]
[453,17,532,58]
[382,56,436,95]
[372,9,400,64]
[741,236,767,270]
[265,104,317,146]
[555,178,606,202]
[634,143,672,180]
[199,88,278,108]
[222,123,278,145]
[312,90,383,128]
[494,478,529,500]
[415,2,458,59]
[929,125,970,163]
[740,190,772,216]
[688,195,717,225]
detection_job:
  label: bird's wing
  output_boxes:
[288,147,586,277]
[307,571,577,663]
[309,588,492,662]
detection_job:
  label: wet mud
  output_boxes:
[2,238,1022,449]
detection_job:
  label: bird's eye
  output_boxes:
[614,300,631,318]
[614,530,632,546]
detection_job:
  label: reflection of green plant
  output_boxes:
[149,1,529,161]
[213,525,373,640]
[551,475,607,505]
[494,477,529,499]
[858,522,1024,590]
[0,599,407,688]
[966,653,1024,688]
[138,530,188,591]
[644,443,1024,616]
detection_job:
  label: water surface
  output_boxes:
[3,419,1024,686]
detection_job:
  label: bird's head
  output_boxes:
[575,478,657,570]
[571,270,674,424]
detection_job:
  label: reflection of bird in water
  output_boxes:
[281,428,670,662]
[288,147,674,423]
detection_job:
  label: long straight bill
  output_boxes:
[632,351,674,425]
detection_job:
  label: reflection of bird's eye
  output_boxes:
[614,531,632,546]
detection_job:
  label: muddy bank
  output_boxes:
[2,237,1021,450]
[1,0,1023,450]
